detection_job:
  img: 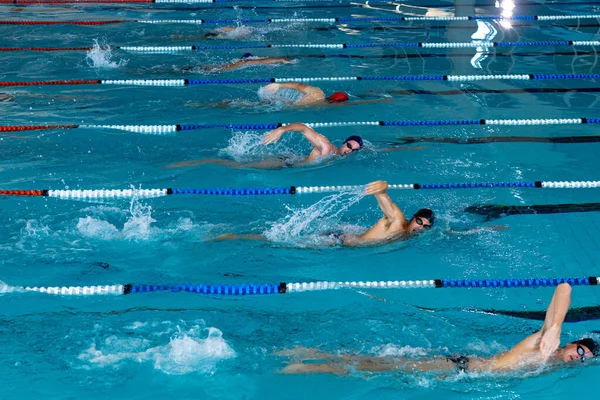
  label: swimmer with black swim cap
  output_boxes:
[211,180,435,246]
[165,122,364,170]
[281,283,600,375]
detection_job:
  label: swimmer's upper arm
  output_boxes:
[288,123,332,151]
[277,82,324,97]
[374,193,406,223]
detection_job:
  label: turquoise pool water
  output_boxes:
[1,0,600,398]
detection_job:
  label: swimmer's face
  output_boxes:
[341,140,361,155]
[558,343,593,363]
[409,217,433,232]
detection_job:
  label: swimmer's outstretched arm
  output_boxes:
[217,58,293,72]
[263,122,333,152]
[365,181,407,223]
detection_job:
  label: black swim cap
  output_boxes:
[572,338,599,356]
[241,53,254,59]
[344,135,363,148]
[413,208,435,225]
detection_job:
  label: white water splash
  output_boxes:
[85,40,128,69]
[219,130,302,163]
[78,325,235,375]
[263,192,365,245]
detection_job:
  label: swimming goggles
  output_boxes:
[577,345,587,362]
[415,217,432,229]
[345,142,360,152]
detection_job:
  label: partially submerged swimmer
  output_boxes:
[211,180,435,247]
[281,283,599,375]
[185,53,294,73]
[203,26,254,39]
[260,82,393,107]
[164,122,363,170]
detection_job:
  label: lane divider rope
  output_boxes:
[1,276,597,296]
[1,14,598,25]
[0,0,595,5]
[1,180,599,200]
[1,117,599,135]
[1,73,598,87]
[3,40,600,53]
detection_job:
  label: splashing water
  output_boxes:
[77,197,156,241]
[219,130,302,163]
[263,191,365,246]
[85,40,128,70]
[78,324,236,375]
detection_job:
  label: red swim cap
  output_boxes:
[327,92,349,103]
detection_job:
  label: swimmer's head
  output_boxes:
[409,208,434,232]
[558,338,599,363]
[327,92,349,103]
[341,135,363,155]
[241,53,254,59]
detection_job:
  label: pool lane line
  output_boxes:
[281,50,600,59]
[1,277,598,297]
[1,180,600,200]
[1,117,600,134]
[1,14,599,25]
[466,202,600,220]
[2,73,599,87]
[0,0,599,7]
[385,135,600,145]
[3,40,600,53]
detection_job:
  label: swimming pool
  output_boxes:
[1,0,600,398]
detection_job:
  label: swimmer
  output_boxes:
[183,53,294,73]
[259,82,394,107]
[187,82,394,109]
[202,26,254,39]
[280,283,599,375]
[211,180,434,247]
[165,122,363,170]
[171,26,254,40]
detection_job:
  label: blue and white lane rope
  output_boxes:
[2,180,600,200]
[50,116,600,133]
[6,73,598,88]
[118,40,600,52]
[5,40,600,53]
[4,14,600,25]
[2,276,598,297]
[133,14,600,24]
[5,117,600,135]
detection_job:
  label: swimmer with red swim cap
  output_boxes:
[262,82,390,107]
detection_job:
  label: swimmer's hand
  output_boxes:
[365,180,388,195]
[539,325,561,361]
[281,59,296,64]
[263,83,280,93]
[263,127,285,145]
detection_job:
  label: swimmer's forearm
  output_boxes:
[277,82,315,94]
[284,123,327,150]
[543,284,572,330]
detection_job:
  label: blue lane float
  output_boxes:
[2,276,597,296]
